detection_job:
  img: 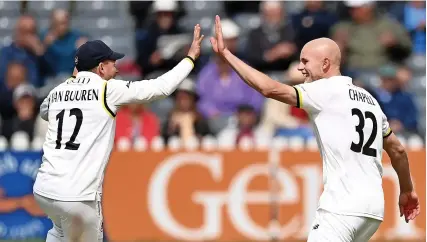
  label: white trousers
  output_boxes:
[307,209,381,242]
[34,193,103,242]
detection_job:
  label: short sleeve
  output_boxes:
[294,80,329,114]
[39,96,49,121]
[382,111,393,138]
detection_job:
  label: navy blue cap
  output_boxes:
[75,40,125,71]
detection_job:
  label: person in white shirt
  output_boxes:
[33,25,204,242]
[210,15,420,241]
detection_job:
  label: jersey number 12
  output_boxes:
[350,108,377,157]
[55,108,83,150]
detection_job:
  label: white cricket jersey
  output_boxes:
[294,76,392,221]
[33,58,194,201]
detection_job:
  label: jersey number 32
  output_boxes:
[350,108,377,158]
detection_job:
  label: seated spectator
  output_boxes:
[115,103,160,144]
[41,9,87,77]
[197,19,264,134]
[0,63,29,140]
[245,1,297,71]
[2,84,38,142]
[162,79,212,143]
[129,1,186,29]
[396,65,413,88]
[259,62,314,139]
[0,15,46,88]
[217,104,263,145]
[4,62,27,90]
[332,1,412,72]
[292,1,338,51]
[373,65,418,134]
[135,0,185,77]
[390,1,425,54]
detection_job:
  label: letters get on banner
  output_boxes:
[0,152,51,240]
[103,150,426,242]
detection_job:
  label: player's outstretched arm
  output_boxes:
[210,15,297,106]
[107,24,204,107]
[383,133,420,223]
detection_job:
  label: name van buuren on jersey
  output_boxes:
[348,88,375,106]
[49,77,100,104]
[49,89,99,104]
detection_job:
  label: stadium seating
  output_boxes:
[73,1,124,18]
[0,16,17,47]
[0,0,21,17]
[27,1,71,17]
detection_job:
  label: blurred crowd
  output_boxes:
[0,0,425,148]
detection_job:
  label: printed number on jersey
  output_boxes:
[350,108,377,157]
[55,108,83,150]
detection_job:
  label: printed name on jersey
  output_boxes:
[49,89,99,104]
[348,88,375,106]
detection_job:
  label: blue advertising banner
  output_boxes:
[0,151,51,240]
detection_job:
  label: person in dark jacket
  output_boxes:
[135,0,185,77]
[244,1,298,72]
[373,65,418,134]
[292,1,338,51]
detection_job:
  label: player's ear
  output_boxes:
[98,62,104,74]
[323,58,330,72]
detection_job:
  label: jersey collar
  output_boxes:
[330,75,353,84]
[76,71,104,81]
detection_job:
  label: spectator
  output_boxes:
[2,84,38,141]
[245,1,297,71]
[162,79,212,143]
[259,62,313,139]
[41,9,87,77]
[135,0,185,77]
[129,1,186,29]
[4,62,27,90]
[332,0,412,72]
[115,103,160,144]
[292,1,338,51]
[390,1,425,54]
[0,63,28,140]
[0,15,45,88]
[396,65,413,88]
[196,19,264,134]
[217,104,263,145]
[373,65,418,134]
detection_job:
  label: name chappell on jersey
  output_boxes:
[348,88,375,106]
[49,88,99,104]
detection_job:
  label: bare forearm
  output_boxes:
[222,49,279,95]
[390,149,413,193]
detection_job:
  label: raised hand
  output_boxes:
[399,191,420,223]
[210,15,227,55]
[187,24,204,60]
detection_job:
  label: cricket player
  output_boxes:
[33,24,204,241]
[210,16,420,241]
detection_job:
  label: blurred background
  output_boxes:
[0,0,425,241]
